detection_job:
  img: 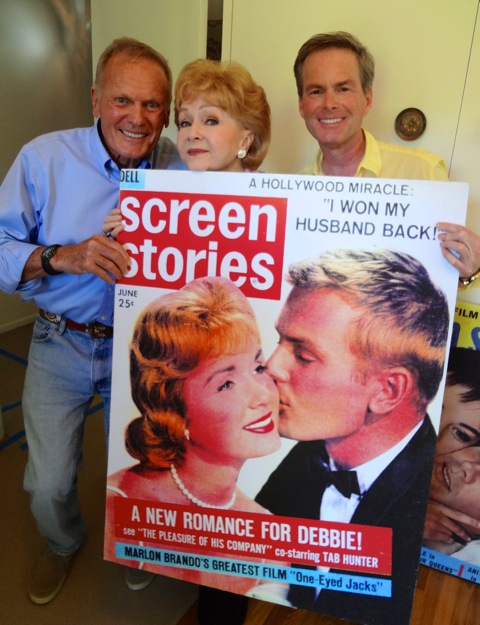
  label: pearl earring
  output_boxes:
[237,148,247,159]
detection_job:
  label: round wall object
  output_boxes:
[394,108,427,141]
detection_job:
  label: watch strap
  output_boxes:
[41,244,63,276]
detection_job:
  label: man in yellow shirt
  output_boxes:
[301,127,449,181]
[296,31,480,283]
[297,33,448,181]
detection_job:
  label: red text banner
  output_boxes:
[118,191,288,299]
[113,498,392,576]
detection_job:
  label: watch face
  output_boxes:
[41,244,62,275]
[394,108,427,141]
[42,245,54,259]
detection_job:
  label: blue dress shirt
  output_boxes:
[0,123,185,324]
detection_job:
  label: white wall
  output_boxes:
[450,12,480,304]
[223,0,478,175]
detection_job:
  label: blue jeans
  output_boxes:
[22,315,112,555]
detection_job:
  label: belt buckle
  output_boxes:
[44,311,61,325]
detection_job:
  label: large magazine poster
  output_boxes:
[420,300,480,585]
[105,170,467,625]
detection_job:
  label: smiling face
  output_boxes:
[176,96,253,172]
[267,287,378,442]
[298,47,372,152]
[436,384,480,455]
[182,339,280,464]
[91,55,170,168]
[430,446,480,535]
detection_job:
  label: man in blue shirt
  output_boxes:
[0,37,185,605]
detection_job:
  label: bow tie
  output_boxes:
[325,469,361,498]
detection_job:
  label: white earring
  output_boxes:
[184,428,190,442]
[237,148,247,159]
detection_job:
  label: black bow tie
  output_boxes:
[325,469,361,498]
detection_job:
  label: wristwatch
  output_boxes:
[40,244,63,276]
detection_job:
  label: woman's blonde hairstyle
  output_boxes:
[126,277,260,469]
[174,59,271,171]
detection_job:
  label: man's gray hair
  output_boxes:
[94,37,172,108]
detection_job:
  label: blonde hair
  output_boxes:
[174,59,271,171]
[127,277,260,469]
[288,248,449,407]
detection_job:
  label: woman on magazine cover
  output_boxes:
[105,276,280,589]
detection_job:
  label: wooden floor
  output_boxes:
[178,566,480,625]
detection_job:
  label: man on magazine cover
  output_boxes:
[423,347,480,549]
[425,444,480,564]
[256,247,449,625]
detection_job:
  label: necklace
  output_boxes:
[170,464,237,510]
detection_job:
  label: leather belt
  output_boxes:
[38,309,113,339]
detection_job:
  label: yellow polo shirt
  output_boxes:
[301,129,449,181]
[301,130,480,288]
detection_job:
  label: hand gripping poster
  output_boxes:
[105,170,467,625]
[420,300,480,585]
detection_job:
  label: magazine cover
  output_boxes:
[421,301,480,585]
[105,170,467,625]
